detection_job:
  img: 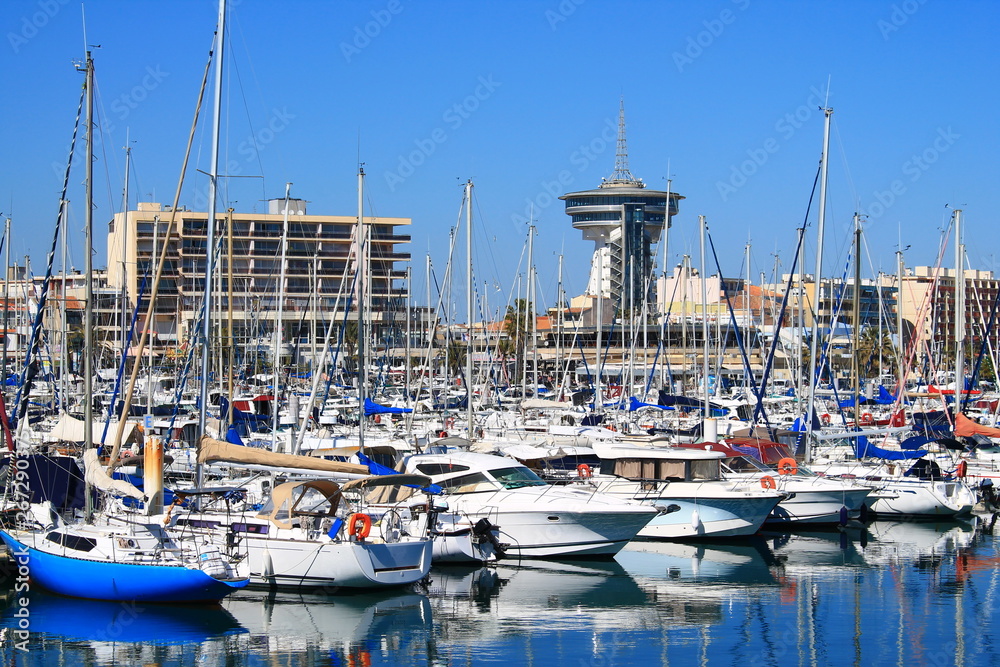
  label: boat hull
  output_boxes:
[246,536,433,589]
[635,496,779,539]
[0,530,247,603]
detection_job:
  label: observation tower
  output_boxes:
[560,101,682,313]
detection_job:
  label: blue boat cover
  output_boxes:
[7,455,86,510]
[900,435,935,450]
[363,397,413,416]
[627,397,674,412]
[355,452,441,493]
[854,435,927,460]
[225,424,245,446]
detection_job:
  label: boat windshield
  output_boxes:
[490,466,548,489]
[437,472,496,494]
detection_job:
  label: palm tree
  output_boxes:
[502,299,533,384]
[855,326,897,379]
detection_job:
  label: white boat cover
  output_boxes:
[83,449,145,500]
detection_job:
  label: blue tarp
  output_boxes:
[218,397,271,428]
[627,397,674,412]
[912,410,952,433]
[900,435,935,450]
[877,385,903,405]
[363,397,413,417]
[355,452,441,493]
[4,455,86,510]
[854,435,927,460]
[225,424,245,446]
[838,396,874,408]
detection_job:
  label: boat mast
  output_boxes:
[804,106,833,461]
[3,216,10,398]
[528,218,537,400]
[463,180,475,436]
[896,247,906,392]
[357,165,367,452]
[59,205,68,413]
[852,212,862,421]
[149,213,159,416]
[744,241,751,395]
[198,0,225,492]
[699,215,715,441]
[121,138,131,361]
[405,265,412,411]
[82,50,94,519]
[953,209,965,402]
[270,182,291,450]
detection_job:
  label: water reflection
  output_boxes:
[0,519,995,666]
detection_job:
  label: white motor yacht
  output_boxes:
[392,451,658,559]
[583,442,783,539]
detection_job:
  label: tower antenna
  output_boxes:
[607,97,638,185]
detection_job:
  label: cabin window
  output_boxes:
[293,487,336,515]
[415,463,470,476]
[689,460,720,481]
[612,458,686,481]
[45,531,97,552]
[490,467,547,489]
[437,472,494,494]
[231,523,269,535]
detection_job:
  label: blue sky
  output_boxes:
[2,0,997,315]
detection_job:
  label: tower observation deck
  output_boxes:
[559,101,683,313]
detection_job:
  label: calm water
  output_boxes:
[1,519,997,666]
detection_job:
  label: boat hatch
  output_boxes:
[45,531,97,552]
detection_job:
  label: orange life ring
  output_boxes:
[859,413,874,426]
[956,460,968,478]
[437,430,448,438]
[347,513,372,540]
[777,458,798,476]
[760,475,777,489]
[821,413,831,425]
[577,463,593,479]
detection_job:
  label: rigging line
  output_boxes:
[754,167,820,427]
[230,7,282,194]
[470,189,506,306]
[831,117,859,213]
[707,230,767,424]
[91,77,121,221]
[11,82,85,436]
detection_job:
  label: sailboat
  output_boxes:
[0,454,247,602]
[1,14,250,604]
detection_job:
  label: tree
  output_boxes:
[501,299,534,384]
[855,326,897,380]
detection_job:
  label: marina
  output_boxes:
[1,1,998,666]
[1,520,996,665]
